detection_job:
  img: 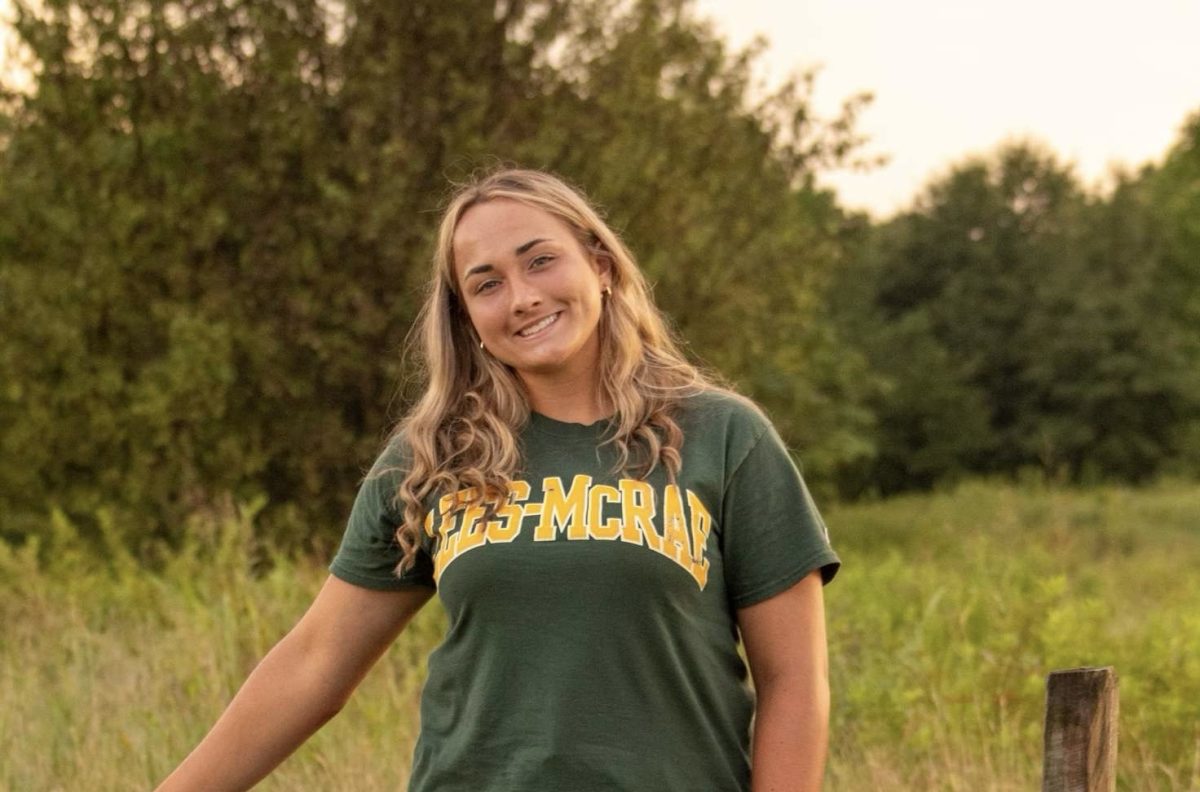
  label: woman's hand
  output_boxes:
[155,576,434,792]
[738,570,830,792]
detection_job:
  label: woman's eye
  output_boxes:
[530,255,554,269]
[475,279,499,294]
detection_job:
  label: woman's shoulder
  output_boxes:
[365,429,415,479]
[675,386,774,444]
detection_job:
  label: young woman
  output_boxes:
[157,169,840,792]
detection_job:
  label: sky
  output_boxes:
[696,0,1200,217]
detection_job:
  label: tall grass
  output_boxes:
[0,501,443,791]
[3,481,1198,790]
[825,480,1200,791]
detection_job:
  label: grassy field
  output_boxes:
[3,481,1199,790]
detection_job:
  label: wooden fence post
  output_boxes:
[1042,666,1118,792]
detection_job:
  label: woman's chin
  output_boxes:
[506,348,595,381]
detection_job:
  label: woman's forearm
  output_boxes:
[155,634,348,792]
[155,579,432,792]
[749,674,830,792]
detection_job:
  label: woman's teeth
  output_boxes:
[518,313,559,337]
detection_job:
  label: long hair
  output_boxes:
[389,168,715,572]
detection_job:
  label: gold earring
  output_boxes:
[479,340,485,350]
[603,285,612,298]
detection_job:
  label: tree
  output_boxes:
[0,0,875,553]
[834,135,1200,489]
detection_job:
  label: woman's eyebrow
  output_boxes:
[463,263,494,281]
[463,238,551,280]
[514,237,548,255]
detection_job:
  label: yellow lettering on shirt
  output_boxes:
[586,484,621,540]
[486,479,529,543]
[661,484,691,566]
[456,504,487,553]
[686,490,713,589]
[618,479,661,551]
[432,488,475,581]
[535,475,592,541]
[423,476,714,591]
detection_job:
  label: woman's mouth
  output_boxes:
[516,312,561,338]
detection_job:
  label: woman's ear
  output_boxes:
[590,244,614,286]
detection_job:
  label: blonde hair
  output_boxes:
[389,168,714,572]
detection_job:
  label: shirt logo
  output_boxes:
[424,475,713,589]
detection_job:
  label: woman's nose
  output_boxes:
[510,275,542,313]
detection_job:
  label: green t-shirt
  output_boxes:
[330,389,840,792]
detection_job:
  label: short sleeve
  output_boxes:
[721,423,840,608]
[329,442,436,591]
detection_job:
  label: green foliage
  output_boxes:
[3,0,1197,537]
[0,493,447,790]
[825,481,1200,790]
[0,0,875,551]
[829,132,1200,494]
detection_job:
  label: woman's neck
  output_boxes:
[521,371,611,425]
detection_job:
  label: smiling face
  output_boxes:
[452,199,612,394]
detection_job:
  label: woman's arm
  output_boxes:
[737,570,830,792]
[156,575,434,792]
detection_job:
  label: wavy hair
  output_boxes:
[389,168,716,573]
